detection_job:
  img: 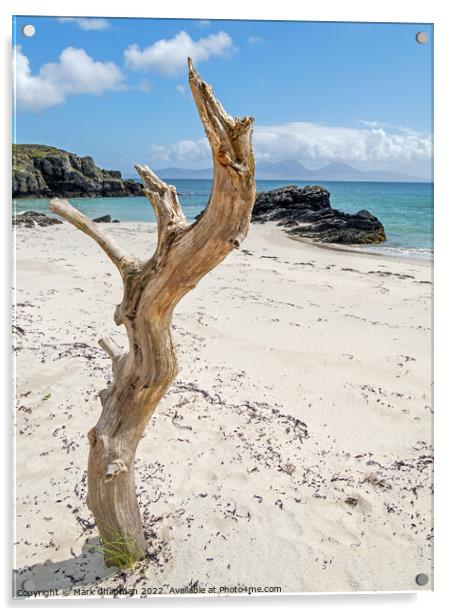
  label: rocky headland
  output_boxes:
[13,144,144,198]
[13,147,386,246]
[252,185,386,244]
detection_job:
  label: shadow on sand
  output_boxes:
[13,537,118,598]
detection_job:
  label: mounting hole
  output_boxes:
[415,31,428,44]
[21,24,36,37]
[415,573,429,586]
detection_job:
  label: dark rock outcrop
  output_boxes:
[252,185,386,244]
[13,211,63,228]
[93,215,112,223]
[13,144,144,198]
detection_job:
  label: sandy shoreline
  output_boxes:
[13,221,433,596]
[287,232,432,264]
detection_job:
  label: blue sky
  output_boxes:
[13,17,433,178]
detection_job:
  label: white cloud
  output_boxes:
[149,144,172,163]
[171,139,210,160]
[57,17,110,31]
[197,20,211,29]
[124,30,235,76]
[176,84,186,95]
[252,122,432,163]
[14,46,125,112]
[248,35,263,45]
[149,138,210,164]
[357,119,429,137]
[147,121,432,171]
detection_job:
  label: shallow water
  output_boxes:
[13,179,433,259]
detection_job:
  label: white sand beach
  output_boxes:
[13,221,433,596]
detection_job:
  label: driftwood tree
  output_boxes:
[49,59,255,566]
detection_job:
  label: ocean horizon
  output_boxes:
[13,179,433,260]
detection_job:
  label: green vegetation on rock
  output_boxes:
[13,144,143,198]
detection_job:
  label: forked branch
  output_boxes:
[48,59,256,568]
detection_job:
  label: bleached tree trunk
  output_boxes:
[49,59,255,567]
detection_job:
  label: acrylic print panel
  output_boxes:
[12,16,433,598]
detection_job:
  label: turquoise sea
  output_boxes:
[13,180,433,259]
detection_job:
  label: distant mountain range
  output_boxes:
[154,159,428,182]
